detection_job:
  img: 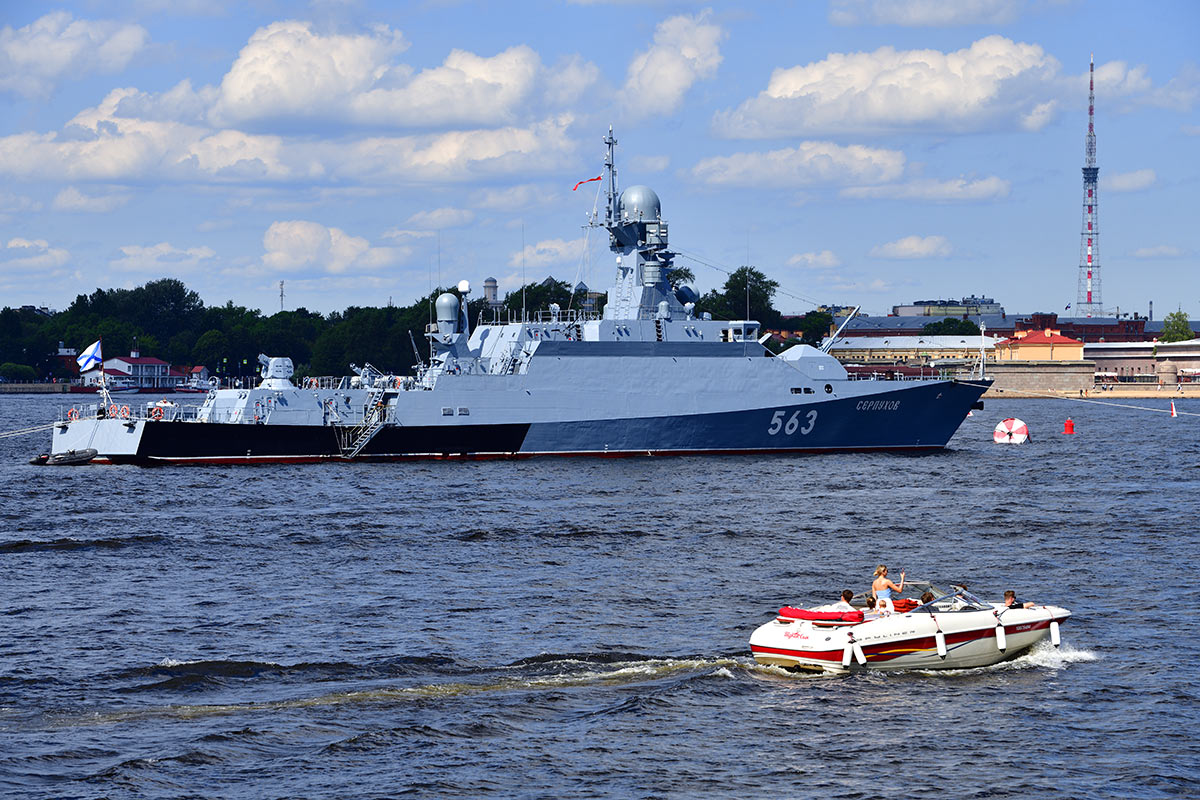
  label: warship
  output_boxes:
[48,130,989,465]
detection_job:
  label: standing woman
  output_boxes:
[872,565,905,611]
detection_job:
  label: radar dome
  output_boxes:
[619,185,661,221]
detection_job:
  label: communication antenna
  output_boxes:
[521,221,527,323]
[279,280,284,313]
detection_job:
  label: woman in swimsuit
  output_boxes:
[871,564,905,611]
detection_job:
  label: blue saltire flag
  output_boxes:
[76,340,102,372]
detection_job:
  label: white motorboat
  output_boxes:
[749,582,1070,673]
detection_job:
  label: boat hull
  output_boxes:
[51,379,987,464]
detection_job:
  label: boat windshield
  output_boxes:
[912,586,992,613]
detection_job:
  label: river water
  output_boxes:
[0,393,1195,799]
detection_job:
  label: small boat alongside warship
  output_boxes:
[45,129,989,465]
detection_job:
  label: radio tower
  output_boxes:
[1075,54,1102,317]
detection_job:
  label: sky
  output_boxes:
[1,0,1197,319]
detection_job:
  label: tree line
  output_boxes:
[0,271,832,381]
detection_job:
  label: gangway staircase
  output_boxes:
[338,383,392,459]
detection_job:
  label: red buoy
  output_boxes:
[1063,418,1075,435]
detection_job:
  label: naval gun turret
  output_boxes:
[257,354,295,389]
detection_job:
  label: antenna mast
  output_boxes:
[279,280,284,313]
[1075,54,1102,317]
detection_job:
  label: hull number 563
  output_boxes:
[767,409,817,436]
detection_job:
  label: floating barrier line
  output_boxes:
[957,380,1200,417]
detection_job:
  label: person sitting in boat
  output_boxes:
[1003,590,1035,610]
[920,591,935,605]
[832,589,855,612]
[862,596,882,619]
[871,564,905,612]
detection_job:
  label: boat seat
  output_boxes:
[778,607,864,624]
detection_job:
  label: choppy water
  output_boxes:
[1,393,1196,799]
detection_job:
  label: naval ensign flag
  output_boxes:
[76,340,102,372]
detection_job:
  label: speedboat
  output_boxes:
[749,582,1070,673]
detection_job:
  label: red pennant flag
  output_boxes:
[572,175,602,191]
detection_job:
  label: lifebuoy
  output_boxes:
[108,404,118,417]
[151,407,164,420]
[67,408,79,421]
[119,405,130,418]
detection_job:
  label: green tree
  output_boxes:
[793,311,834,346]
[1159,310,1195,343]
[922,318,981,336]
[192,329,230,369]
[697,266,781,327]
[668,264,695,290]
[0,362,37,381]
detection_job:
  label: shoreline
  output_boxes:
[984,386,1199,399]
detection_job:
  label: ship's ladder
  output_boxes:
[340,385,391,458]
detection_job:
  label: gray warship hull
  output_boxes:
[52,377,986,465]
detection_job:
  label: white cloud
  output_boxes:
[0,89,575,184]
[3,237,70,269]
[841,175,1010,201]
[470,183,557,211]
[111,242,215,271]
[623,12,725,115]
[788,250,842,268]
[0,12,147,98]
[53,186,131,212]
[206,22,595,128]
[508,236,589,269]
[261,220,399,275]
[329,117,577,182]
[1020,100,1056,131]
[381,228,436,241]
[1105,169,1155,193]
[405,207,476,230]
[690,142,904,188]
[350,46,547,126]
[208,21,409,126]
[829,0,1022,27]
[870,235,952,259]
[713,35,1060,137]
[0,192,41,214]
[1131,245,1185,259]
[630,155,670,173]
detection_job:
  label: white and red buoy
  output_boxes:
[1171,401,1178,418]
[993,418,1030,444]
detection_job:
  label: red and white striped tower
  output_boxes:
[1075,54,1102,317]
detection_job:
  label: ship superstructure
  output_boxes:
[49,130,988,464]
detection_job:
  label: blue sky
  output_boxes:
[1,0,1197,318]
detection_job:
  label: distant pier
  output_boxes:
[0,383,71,394]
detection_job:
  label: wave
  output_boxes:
[72,655,744,726]
[0,534,166,554]
[112,654,462,692]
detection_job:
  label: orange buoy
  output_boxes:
[1171,401,1178,418]
[1063,418,1075,435]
